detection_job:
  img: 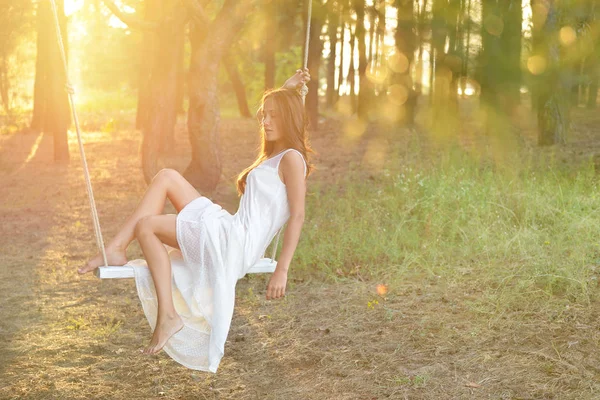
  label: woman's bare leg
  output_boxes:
[135,214,184,354]
[79,169,200,274]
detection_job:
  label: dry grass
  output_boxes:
[1,109,600,399]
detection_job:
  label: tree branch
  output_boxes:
[101,0,158,31]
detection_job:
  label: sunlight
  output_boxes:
[64,0,83,16]
[10,132,44,175]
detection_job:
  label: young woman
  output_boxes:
[78,68,314,373]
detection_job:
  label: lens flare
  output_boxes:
[387,84,409,106]
[559,26,576,46]
[527,55,547,75]
[344,118,368,139]
[366,61,389,84]
[484,14,504,37]
[388,50,409,74]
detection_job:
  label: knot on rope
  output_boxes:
[65,82,75,95]
[299,84,309,97]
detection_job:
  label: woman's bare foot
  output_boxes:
[143,313,184,355]
[78,245,128,274]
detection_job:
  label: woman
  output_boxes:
[77,68,314,373]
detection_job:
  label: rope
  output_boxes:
[49,0,109,268]
[267,0,312,262]
[303,0,312,72]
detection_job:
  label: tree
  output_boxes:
[304,0,326,130]
[531,0,569,145]
[480,0,522,118]
[326,0,339,109]
[103,0,185,181]
[184,0,257,190]
[354,0,371,118]
[0,1,33,114]
[223,50,251,118]
[31,0,70,162]
[393,0,418,126]
[264,0,277,90]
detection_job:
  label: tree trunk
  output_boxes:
[136,0,160,130]
[586,4,599,109]
[31,0,48,133]
[224,52,251,118]
[0,56,9,114]
[375,0,384,75]
[368,4,375,64]
[349,27,357,113]
[176,31,186,115]
[184,0,254,190]
[394,0,417,126]
[326,2,339,109]
[445,0,461,121]
[304,0,324,130]
[532,0,569,145]
[430,0,448,105]
[158,23,185,153]
[264,0,276,90]
[588,62,598,108]
[141,2,185,182]
[31,0,70,162]
[337,18,346,98]
[480,0,521,142]
[415,0,428,94]
[461,0,472,94]
[502,0,522,108]
[354,0,371,118]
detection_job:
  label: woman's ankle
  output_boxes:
[107,241,127,254]
[158,309,181,321]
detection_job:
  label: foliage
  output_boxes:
[0,0,35,113]
[298,144,600,314]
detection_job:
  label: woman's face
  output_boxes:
[262,97,282,142]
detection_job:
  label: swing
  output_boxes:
[48,0,312,279]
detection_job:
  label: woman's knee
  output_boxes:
[135,215,156,239]
[152,168,181,186]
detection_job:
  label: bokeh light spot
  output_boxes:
[456,77,480,97]
[344,118,368,139]
[527,55,547,75]
[559,26,576,46]
[387,50,409,74]
[366,61,389,84]
[387,84,409,106]
[484,14,504,37]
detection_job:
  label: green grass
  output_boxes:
[294,145,600,315]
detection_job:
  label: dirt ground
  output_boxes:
[1,108,600,400]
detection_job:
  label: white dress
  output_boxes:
[132,148,307,373]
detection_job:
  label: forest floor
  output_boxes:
[1,99,600,399]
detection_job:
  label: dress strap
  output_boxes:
[275,149,307,178]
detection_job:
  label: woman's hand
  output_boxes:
[282,68,311,91]
[266,268,288,300]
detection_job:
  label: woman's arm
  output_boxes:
[265,151,306,300]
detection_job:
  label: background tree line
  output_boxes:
[1,0,599,189]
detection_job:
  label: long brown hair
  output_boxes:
[236,88,316,196]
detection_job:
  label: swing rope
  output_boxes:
[267,0,312,262]
[48,0,312,269]
[49,0,109,268]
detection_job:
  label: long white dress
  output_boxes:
[132,148,307,373]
